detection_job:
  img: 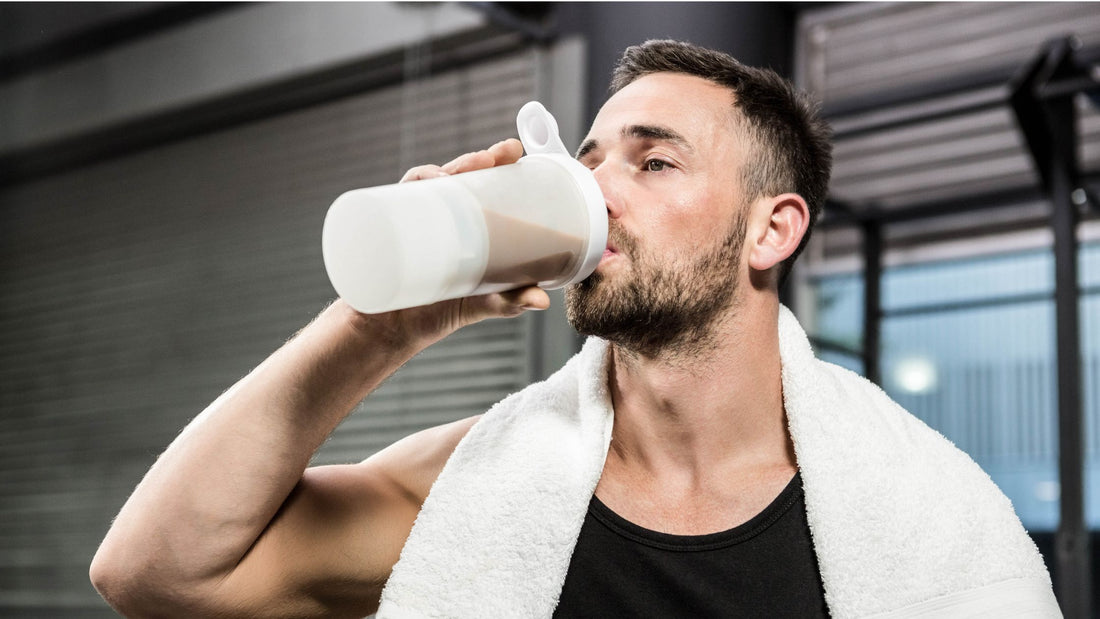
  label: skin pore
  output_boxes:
[570,72,808,535]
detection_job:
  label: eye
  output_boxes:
[645,159,671,172]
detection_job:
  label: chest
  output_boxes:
[554,475,829,617]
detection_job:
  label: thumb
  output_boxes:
[457,286,550,325]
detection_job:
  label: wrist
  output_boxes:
[326,299,446,357]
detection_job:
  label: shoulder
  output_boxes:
[360,414,482,507]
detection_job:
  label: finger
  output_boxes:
[501,286,550,311]
[488,138,524,166]
[484,286,550,319]
[401,165,448,183]
[441,150,495,175]
[456,286,549,326]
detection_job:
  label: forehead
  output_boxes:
[587,72,739,144]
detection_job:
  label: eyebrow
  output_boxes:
[575,124,693,161]
[575,138,599,161]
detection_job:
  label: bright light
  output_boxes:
[893,356,938,394]
[1034,481,1060,502]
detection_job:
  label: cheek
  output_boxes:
[661,187,733,248]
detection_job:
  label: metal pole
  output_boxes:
[1009,37,1092,617]
[1048,91,1091,619]
[862,219,882,386]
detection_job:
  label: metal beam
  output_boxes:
[830,85,1007,140]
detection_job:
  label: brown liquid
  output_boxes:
[481,209,585,285]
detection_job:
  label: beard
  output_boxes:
[565,211,747,359]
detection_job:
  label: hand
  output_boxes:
[344,139,551,346]
[400,138,524,181]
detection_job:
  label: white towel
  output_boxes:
[378,306,1060,618]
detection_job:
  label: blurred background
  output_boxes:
[1,2,1098,617]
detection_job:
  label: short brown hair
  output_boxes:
[610,39,832,282]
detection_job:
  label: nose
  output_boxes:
[591,162,624,220]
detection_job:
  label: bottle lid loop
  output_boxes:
[517,101,570,156]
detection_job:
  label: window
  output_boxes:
[806,241,1100,530]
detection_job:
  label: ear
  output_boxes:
[746,193,810,272]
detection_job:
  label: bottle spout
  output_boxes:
[517,101,570,157]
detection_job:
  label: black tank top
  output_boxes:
[553,472,829,617]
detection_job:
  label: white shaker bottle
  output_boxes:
[322,101,607,314]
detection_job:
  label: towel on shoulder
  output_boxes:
[378,305,1060,618]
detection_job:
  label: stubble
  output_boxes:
[565,211,747,360]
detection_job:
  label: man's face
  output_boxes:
[566,72,754,357]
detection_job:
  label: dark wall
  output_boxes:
[553,2,795,125]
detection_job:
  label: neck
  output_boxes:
[604,295,794,486]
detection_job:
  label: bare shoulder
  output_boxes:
[361,414,482,505]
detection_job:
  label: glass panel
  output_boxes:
[811,243,1100,532]
[1083,243,1100,289]
[882,250,1052,311]
[881,300,1059,530]
[809,272,864,352]
[1082,244,1099,531]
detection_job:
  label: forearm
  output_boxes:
[91,300,430,594]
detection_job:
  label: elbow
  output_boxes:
[90,541,227,618]
[90,542,172,618]
[89,560,127,616]
[89,544,142,617]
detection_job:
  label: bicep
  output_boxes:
[205,415,479,618]
[214,464,418,618]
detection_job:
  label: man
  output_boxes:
[90,40,1057,618]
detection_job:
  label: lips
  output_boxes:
[600,242,620,266]
[601,222,629,264]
